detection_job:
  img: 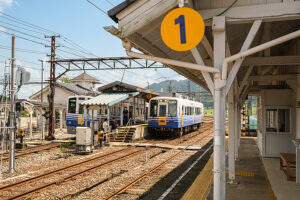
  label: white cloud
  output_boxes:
[0,0,13,7]
[0,0,13,12]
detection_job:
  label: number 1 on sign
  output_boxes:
[175,15,186,44]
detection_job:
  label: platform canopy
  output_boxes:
[81,92,139,106]
[106,0,300,95]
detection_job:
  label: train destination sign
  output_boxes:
[161,7,205,52]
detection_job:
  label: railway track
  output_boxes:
[0,146,142,200]
[0,121,214,199]
[104,127,213,200]
[1,143,59,161]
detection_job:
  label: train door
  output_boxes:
[158,100,167,125]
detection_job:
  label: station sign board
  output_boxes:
[161,7,205,52]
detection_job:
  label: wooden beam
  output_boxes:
[190,47,214,95]
[118,0,177,37]
[128,33,210,91]
[237,66,254,96]
[199,2,300,25]
[248,74,296,82]
[201,36,213,60]
[226,20,262,95]
[242,56,300,66]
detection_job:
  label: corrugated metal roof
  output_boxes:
[81,92,139,106]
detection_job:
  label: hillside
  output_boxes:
[148,79,213,109]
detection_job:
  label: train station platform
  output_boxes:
[183,137,276,200]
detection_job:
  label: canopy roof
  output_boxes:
[81,92,139,106]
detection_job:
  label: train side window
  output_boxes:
[68,98,76,114]
[182,106,184,115]
[150,100,158,117]
[168,100,177,117]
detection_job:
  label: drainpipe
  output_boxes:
[222,29,300,81]
[123,41,220,74]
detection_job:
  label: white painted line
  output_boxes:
[157,144,213,200]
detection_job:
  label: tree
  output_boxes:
[59,76,71,83]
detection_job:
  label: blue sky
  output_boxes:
[0,0,184,98]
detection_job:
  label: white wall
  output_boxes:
[33,86,75,106]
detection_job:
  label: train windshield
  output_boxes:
[168,100,177,117]
[159,105,167,117]
[68,98,76,113]
[150,100,158,117]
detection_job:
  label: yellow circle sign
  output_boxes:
[161,7,205,52]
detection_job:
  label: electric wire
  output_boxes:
[86,0,108,15]
[0,45,47,55]
[103,0,115,7]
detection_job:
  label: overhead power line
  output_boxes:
[104,0,115,7]
[86,0,107,15]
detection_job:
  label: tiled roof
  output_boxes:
[71,72,100,83]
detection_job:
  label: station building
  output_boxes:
[106,0,300,199]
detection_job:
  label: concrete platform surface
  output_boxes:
[206,137,275,200]
[262,157,300,200]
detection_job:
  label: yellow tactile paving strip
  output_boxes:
[181,155,213,200]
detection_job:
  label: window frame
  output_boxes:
[264,106,291,134]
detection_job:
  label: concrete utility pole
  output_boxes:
[9,35,15,173]
[187,80,191,98]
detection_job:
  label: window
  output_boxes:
[150,100,158,117]
[68,98,76,114]
[79,105,84,114]
[266,108,290,133]
[168,100,177,117]
[159,105,167,117]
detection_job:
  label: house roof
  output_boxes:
[97,81,159,96]
[81,92,139,106]
[30,82,98,100]
[71,72,100,83]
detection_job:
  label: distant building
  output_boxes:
[96,81,159,124]
[30,72,100,130]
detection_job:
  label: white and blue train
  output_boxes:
[148,97,204,136]
[66,96,93,134]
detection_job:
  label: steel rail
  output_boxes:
[105,127,213,200]
[0,147,134,193]
[1,143,59,161]
[7,148,144,200]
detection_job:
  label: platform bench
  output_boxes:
[280,153,296,181]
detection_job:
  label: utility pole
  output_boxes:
[187,80,191,98]
[38,60,44,103]
[199,86,201,102]
[45,35,59,140]
[168,80,172,94]
[38,59,44,140]
[9,35,15,173]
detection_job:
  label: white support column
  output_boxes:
[133,97,136,124]
[213,16,226,200]
[59,109,63,131]
[29,108,33,140]
[228,86,236,182]
[41,109,45,140]
[120,106,124,126]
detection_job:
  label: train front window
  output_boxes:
[159,105,167,117]
[79,105,84,114]
[68,98,76,113]
[150,100,158,117]
[168,100,177,117]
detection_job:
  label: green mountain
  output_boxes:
[148,79,213,109]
